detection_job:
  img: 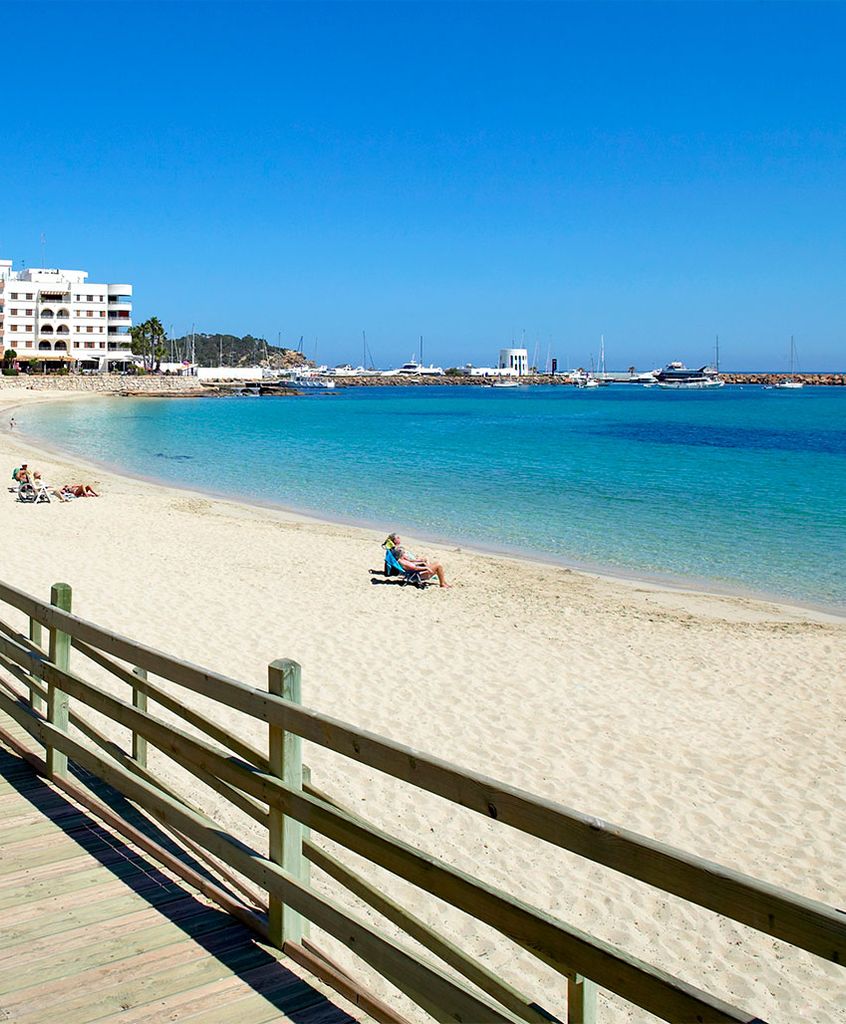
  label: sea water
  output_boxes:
[22,385,846,611]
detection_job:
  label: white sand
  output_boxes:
[0,388,843,1023]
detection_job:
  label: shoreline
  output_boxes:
[4,387,843,623]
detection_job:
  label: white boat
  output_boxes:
[656,378,724,390]
[490,378,519,389]
[654,361,724,389]
[395,355,444,376]
[571,371,602,388]
[293,374,336,389]
[774,337,804,389]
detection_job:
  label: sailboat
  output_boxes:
[774,337,804,389]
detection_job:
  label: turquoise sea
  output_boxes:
[23,385,846,611]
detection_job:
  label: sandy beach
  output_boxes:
[0,387,843,1023]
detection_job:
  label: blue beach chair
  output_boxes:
[383,547,431,589]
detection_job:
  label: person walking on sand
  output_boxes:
[9,417,15,430]
[391,535,451,588]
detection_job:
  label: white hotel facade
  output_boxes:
[0,259,134,371]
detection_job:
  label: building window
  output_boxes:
[99,342,106,349]
[74,294,81,301]
[86,326,94,333]
[85,342,95,349]
[10,309,17,315]
[10,292,18,299]
[25,293,33,299]
[100,311,106,317]
[9,325,17,332]
[86,294,93,301]
[25,309,33,315]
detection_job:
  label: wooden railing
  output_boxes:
[0,579,842,1024]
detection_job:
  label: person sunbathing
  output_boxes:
[392,539,451,588]
[60,484,99,498]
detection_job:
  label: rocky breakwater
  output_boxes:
[722,373,845,386]
[0,374,209,397]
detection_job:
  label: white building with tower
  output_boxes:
[0,259,135,371]
[499,347,528,376]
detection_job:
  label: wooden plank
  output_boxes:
[0,926,261,1022]
[14,938,273,1024]
[0,885,196,951]
[88,960,335,1024]
[268,658,305,946]
[0,664,759,1022]
[0,866,178,920]
[0,905,235,993]
[46,582,72,778]
[0,722,270,940]
[0,585,837,963]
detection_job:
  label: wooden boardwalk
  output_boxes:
[0,726,367,1024]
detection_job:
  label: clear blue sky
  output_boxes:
[2,1,844,370]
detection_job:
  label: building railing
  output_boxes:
[0,578,841,1024]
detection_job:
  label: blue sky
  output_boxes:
[2,1,844,370]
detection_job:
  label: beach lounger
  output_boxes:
[383,547,433,589]
[16,480,50,503]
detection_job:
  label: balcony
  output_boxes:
[108,343,132,352]
[108,311,131,319]
[108,297,132,305]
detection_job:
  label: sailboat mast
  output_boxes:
[715,334,720,372]
[420,334,424,366]
[362,330,366,369]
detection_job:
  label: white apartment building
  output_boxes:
[0,259,134,371]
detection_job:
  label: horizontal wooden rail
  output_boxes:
[0,690,524,1024]
[0,631,761,1023]
[0,579,840,966]
[71,637,270,771]
[304,837,560,1024]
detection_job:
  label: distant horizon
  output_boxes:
[2,2,844,370]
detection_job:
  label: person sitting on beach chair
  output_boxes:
[390,536,451,589]
[12,464,33,486]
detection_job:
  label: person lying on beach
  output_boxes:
[392,538,451,588]
[60,484,99,498]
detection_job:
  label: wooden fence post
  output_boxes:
[132,667,148,767]
[29,618,44,714]
[567,975,597,1024]
[46,582,72,779]
[301,763,312,939]
[267,658,305,946]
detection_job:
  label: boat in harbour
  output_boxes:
[393,355,445,376]
[490,378,520,389]
[654,361,724,389]
[774,337,804,389]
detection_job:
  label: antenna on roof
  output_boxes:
[40,233,46,268]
